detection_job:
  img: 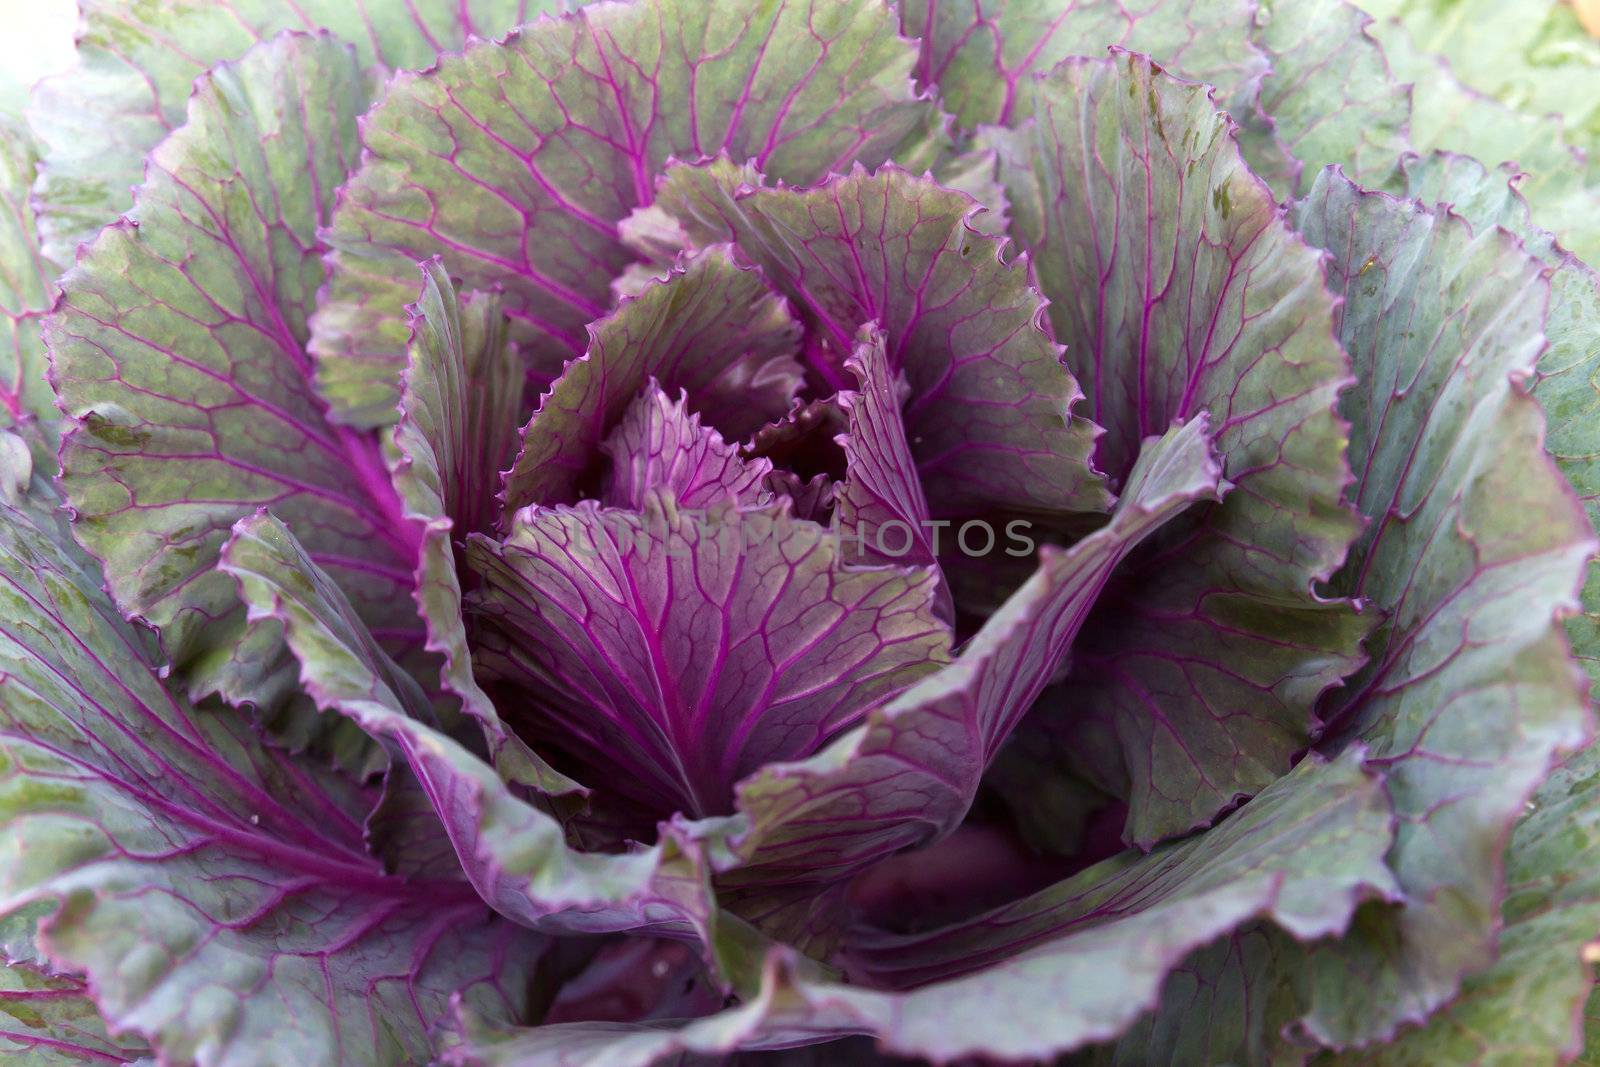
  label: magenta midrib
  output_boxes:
[0,568,349,850]
[0,1029,130,1064]
[1,708,460,902]
[155,145,420,562]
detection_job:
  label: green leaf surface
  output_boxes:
[1299,149,1600,1067]
[929,146,1011,236]
[1073,925,1310,1066]
[1290,168,1595,1046]
[1345,740,1600,1065]
[313,0,937,428]
[1370,12,1600,263]
[450,748,1394,1066]
[989,52,1368,847]
[897,0,1404,200]
[0,118,53,434]
[0,960,151,1064]
[1583,987,1600,1066]
[898,0,1266,130]
[27,0,560,265]
[1397,151,1600,691]
[1358,0,1600,150]
[47,34,421,710]
[721,417,1221,942]
[442,950,830,1067]
[836,748,1395,1062]
[0,470,543,1067]
[1242,0,1410,194]
[1062,117,1600,1067]
[388,258,584,795]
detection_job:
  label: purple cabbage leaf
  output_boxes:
[985,53,1372,848]
[718,414,1224,946]
[446,744,1396,1065]
[599,384,778,511]
[218,507,768,963]
[0,457,547,1067]
[651,160,1111,521]
[500,244,804,514]
[312,0,940,428]
[465,485,953,843]
[5,0,1600,1064]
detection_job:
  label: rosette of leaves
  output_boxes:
[1,1,1599,1065]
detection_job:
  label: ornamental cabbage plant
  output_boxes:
[3,1,1600,1064]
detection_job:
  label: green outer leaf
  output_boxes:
[47,34,420,710]
[1370,14,1600,264]
[1358,0,1600,152]
[995,50,1357,579]
[1583,988,1600,1066]
[26,0,560,265]
[849,745,1397,975]
[397,259,526,539]
[655,161,1111,519]
[218,511,756,966]
[896,0,1403,201]
[1242,0,1410,195]
[452,749,1394,1066]
[834,750,1395,1062]
[929,146,1011,236]
[0,961,151,1064]
[312,0,937,428]
[899,0,1266,131]
[1290,170,1595,1045]
[389,258,583,795]
[1318,152,1600,1067]
[441,950,828,1067]
[0,475,544,1067]
[1349,740,1600,1065]
[720,417,1221,942]
[990,52,1368,846]
[1085,156,1600,1066]
[1074,926,1310,1066]
[0,905,53,974]
[0,118,53,434]
[500,244,801,515]
[1396,151,1600,692]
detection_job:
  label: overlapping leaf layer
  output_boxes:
[2,1,1599,1065]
